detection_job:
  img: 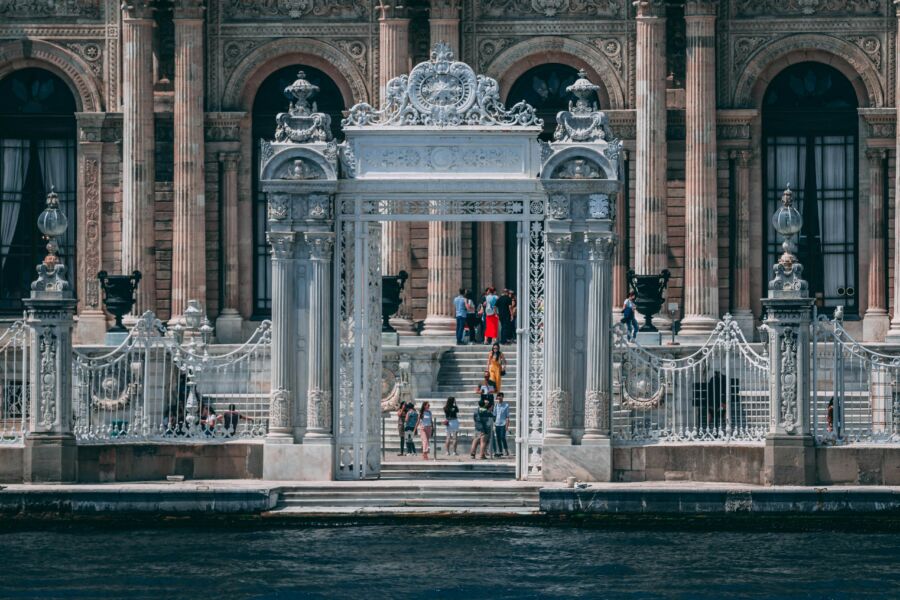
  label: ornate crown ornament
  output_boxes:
[32,187,71,294]
[274,70,333,143]
[553,69,614,144]
[343,42,542,128]
[768,185,809,297]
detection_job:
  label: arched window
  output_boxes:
[762,62,859,316]
[0,68,76,313]
[506,63,580,141]
[251,66,345,315]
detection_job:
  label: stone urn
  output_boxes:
[382,270,409,333]
[98,270,142,332]
[627,268,670,332]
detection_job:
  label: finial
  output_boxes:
[430,41,454,63]
[31,186,70,294]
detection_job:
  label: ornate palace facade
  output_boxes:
[0,0,897,342]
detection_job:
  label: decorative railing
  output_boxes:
[72,312,271,443]
[812,317,900,444]
[612,315,770,443]
[0,320,29,443]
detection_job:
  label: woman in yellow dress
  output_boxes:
[487,343,507,393]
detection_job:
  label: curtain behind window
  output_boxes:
[0,139,29,269]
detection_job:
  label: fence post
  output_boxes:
[23,189,78,483]
[762,186,816,485]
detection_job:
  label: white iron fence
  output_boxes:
[0,320,29,443]
[73,312,271,443]
[812,316,900,444]
[612,315,770,443]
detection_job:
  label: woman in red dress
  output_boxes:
[483,287,500,344]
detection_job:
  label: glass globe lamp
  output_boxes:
[36,187,68,264]
[772,185,802,238]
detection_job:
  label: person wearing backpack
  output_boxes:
[403,402,418,455]
[622,291,639,341]
[483,287,500,345]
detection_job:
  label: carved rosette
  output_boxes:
[779,327,798,434]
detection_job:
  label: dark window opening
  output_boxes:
[762,62,859,316]
[506,63,580,141]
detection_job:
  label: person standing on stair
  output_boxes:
[454,288,468,345]
[483,287,500,344]
[494,392,510,457]
[443,397,460,456]
[396,402,409,456]
[470,397,487,459]
[496,288,513,345]
[487,344,507,393]
[465,290,478,344]
[403,402,418,456]
[417,401,433,460]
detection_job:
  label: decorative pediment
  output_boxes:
[343,42,542,128]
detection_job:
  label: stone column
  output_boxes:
[171,0,206,321]
[121,1,156,315]
[681,0,719,335]
[379,5,415,334]
[730,149,754,337]
[888,0,900,340]
[583,236,616,442]
[305,233,335,440]
[266,231,298,443]
[74,113,107,344]
[612,149,629,320]
[430,0,460,56]
[216,152,243,342]
[633,1,668,280]
[545,233,572,440]
[864,148,889,341]
[423,221,462,335]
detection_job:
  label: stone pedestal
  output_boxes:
[24,435,77,483]
[765,434,816,486]
[542,441,612,483]
[263,443,333,481]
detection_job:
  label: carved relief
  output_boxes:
[335,39,367,73]
[223,0,367,20]
[279,159,325,180]
[267,195,290,220]
[0,0,101,17]
[588,194,613,220]
[307,389,332,432]
[83,159,101,309]
[779,328,798,434]
[851,36,882,70]
[39,328,58,429]
[546,388,572,429]
[552,158,602,179]
[732,0,883,16]
[592,38,623,73]
[479,0,624,18]
[547,194,569,220]
[222,40,260,69]
[585,390,609,432]
[270,387,290,429]
[63,42,103,76]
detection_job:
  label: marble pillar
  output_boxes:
[888,0,900,341]
[304,233,335,440]
[423,221,462,335]
[633,1,668,279]
[379,6,415,333]
[865,149,889,341]
[681,0,719,335]
[171,0,206,321]
[216,152,242,342]
[583,236,616,441]
[430,0,460,56]
[612,149,629,320]
[730,149,754,337]
[266,232,298,443]
[545,233,572,440]
[121,1,156,315]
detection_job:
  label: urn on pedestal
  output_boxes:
[627,268,671,332]
[97,271,142,332]
[382,270,409,333]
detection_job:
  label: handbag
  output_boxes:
[501,368,507,376]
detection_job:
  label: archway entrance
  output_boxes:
[762,61,859,316]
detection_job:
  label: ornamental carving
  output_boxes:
[0,0,100,17]
[275,71,333,144]
[361,145,520,172]
[585,390,609,432]
[851,36,882,70]
[554,70,613,143]
[307,388,332,432]
[305,234,335,261]
[547,194,569,220]
[335,39,367,73]
[267,231,297,259]
[64,43,103,76]
[270,387,290,429]
[82,159,101,308]
[733,0,882,16]
[553,158,602,179]
[38,328,57,429]
[547,234,573,259]
[223,0,366,20]
[223,40,259,69]
[779,328,798,434]
[588,235,616,260]
[279,159,325,180]
[546,388,572,429]
[268,194,290,220]
[479,0,623,18]
[344,42,542,128]
[307,194,332,220]
[588,194,613,220]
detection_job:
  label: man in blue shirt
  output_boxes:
[453,288,468,345]
[493,392,510,457]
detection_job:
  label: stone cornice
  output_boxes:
[859,107,896,142]
[218,23,371,37]
[377,2,408,19]
[685,0,718,18]
[465,21,632,36]
[122,0,154,20]
[173,0,205,20]
[0,25,107,38]
[634,0,666,19]
[729,18,888,33]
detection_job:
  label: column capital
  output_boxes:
[729,148,754,167]
[76,112,106,143]
[305,232,335,262]
[122,0,154,20]
[173,0,205,19]
[268,231,299,260]
[866,147,887,163]
[894,0,900,17]
[587,235,617,261]
[378,2,409,19]
[634,0,666,19]
[430,0,460,20]
[547,233,573,260]
[218,151,241,171]
[684,0,718,18]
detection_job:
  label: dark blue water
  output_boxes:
[1,520,899,599]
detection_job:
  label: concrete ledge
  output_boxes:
[541,484,900,515]
[0,445,23,483]
[613,444,765,484]
[77,443,264,482]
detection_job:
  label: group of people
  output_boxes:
[454,287,518,346]
[395,344,512,460]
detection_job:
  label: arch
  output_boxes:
[541,146,616,181]
[0,39,102,112]
[733,35,884,108]
[222,38,369,111]
[486,37,626,110]
[260,145,337,181]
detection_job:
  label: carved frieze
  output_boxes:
[38,328,58,429]
[0,0,101,18]
[732,0,883,17]
[62,42,103,76]
[222,40,260,69]
[223,0,367,20]
[479,0,624,18]
[82,159,101,309]
[335,39,367,73]
[779,327,798,434]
